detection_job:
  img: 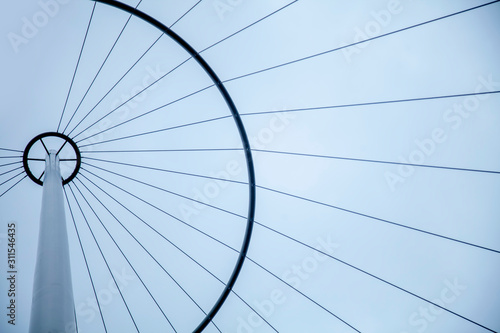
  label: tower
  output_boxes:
[23,133,81,333]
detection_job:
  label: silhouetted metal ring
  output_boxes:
[23,132,82,186]
[92,1,256,332]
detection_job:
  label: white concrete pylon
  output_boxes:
[29,150,76,333]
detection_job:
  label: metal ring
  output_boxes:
[91,1,256,332]
[23,132,82,186]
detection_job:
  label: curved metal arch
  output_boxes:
[91,1,256,331]
[23,132,82,186]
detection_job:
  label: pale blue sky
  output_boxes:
[1,1,499,332]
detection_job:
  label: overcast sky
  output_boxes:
[1,0,499,332]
